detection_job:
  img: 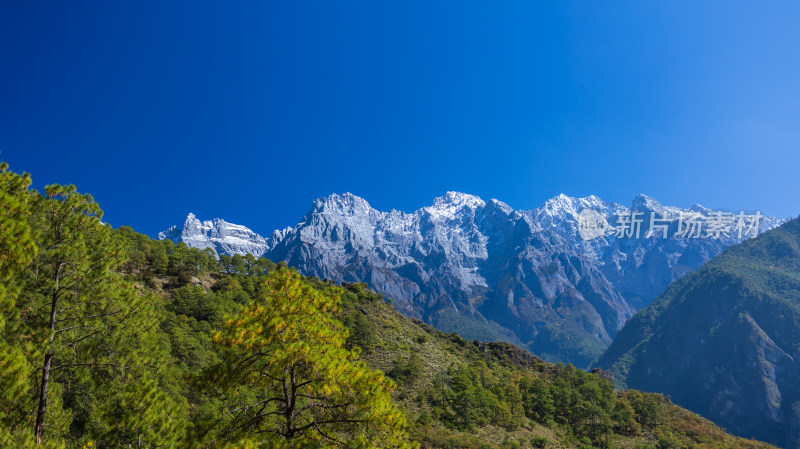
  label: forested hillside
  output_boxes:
[597,217,800,448]
[0,162,776,448]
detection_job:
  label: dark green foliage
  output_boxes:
[168,242,217,277]
[530,436,548,448]
[612,397,641,435]
[389,352,425,385]
[624,390,662,429]
[419,362,526,432]
[656,436,677,449]
[218,253,276,276]
[168,285,241,326]
[343,309,379,352]
[520,377,554,424]
[545,363,615,446]
[116,225,170,277]
[429,308,521,347]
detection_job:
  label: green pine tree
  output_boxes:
[16,184,184,447]
[0,163,38,448]
[198,268,416,449]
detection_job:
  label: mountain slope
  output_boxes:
[160,192,780,367]
[597,217,800,448]
[121,224,779,449]
[333,277,777,449]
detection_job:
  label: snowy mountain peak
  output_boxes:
[444,191,484,205]
[631,194,663,212]
[159,213,273,258]
[537,194,580,219]
[425,192,485,220]
[584,194,603,202]
[312,192,374,215]
[689,203,712,213]
[270,226,293,241]
[487,198,515,215]
[434,191,485,208]
[574,195,607,211]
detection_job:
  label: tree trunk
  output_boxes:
[35,262,61,445]
[35,352,53,445]
[285,364,296,440]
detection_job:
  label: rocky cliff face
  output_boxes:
[157,213,287,258]
[159,192,780,367]
[597,218,800,449]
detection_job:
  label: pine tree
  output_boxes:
[0,163,38,447]
[16,184,184,447]
[199,268,415,448]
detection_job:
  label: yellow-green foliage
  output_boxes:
[196,268,416,449]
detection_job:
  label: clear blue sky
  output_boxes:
[2,1,799,236]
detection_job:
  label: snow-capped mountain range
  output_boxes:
[158,192,782,367]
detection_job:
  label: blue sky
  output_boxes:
[2,1,799,236]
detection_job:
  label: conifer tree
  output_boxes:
[17,184,183,446]
[0,163,37,447]
[200,268,415,449]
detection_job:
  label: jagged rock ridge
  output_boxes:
[158,213,290,258]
